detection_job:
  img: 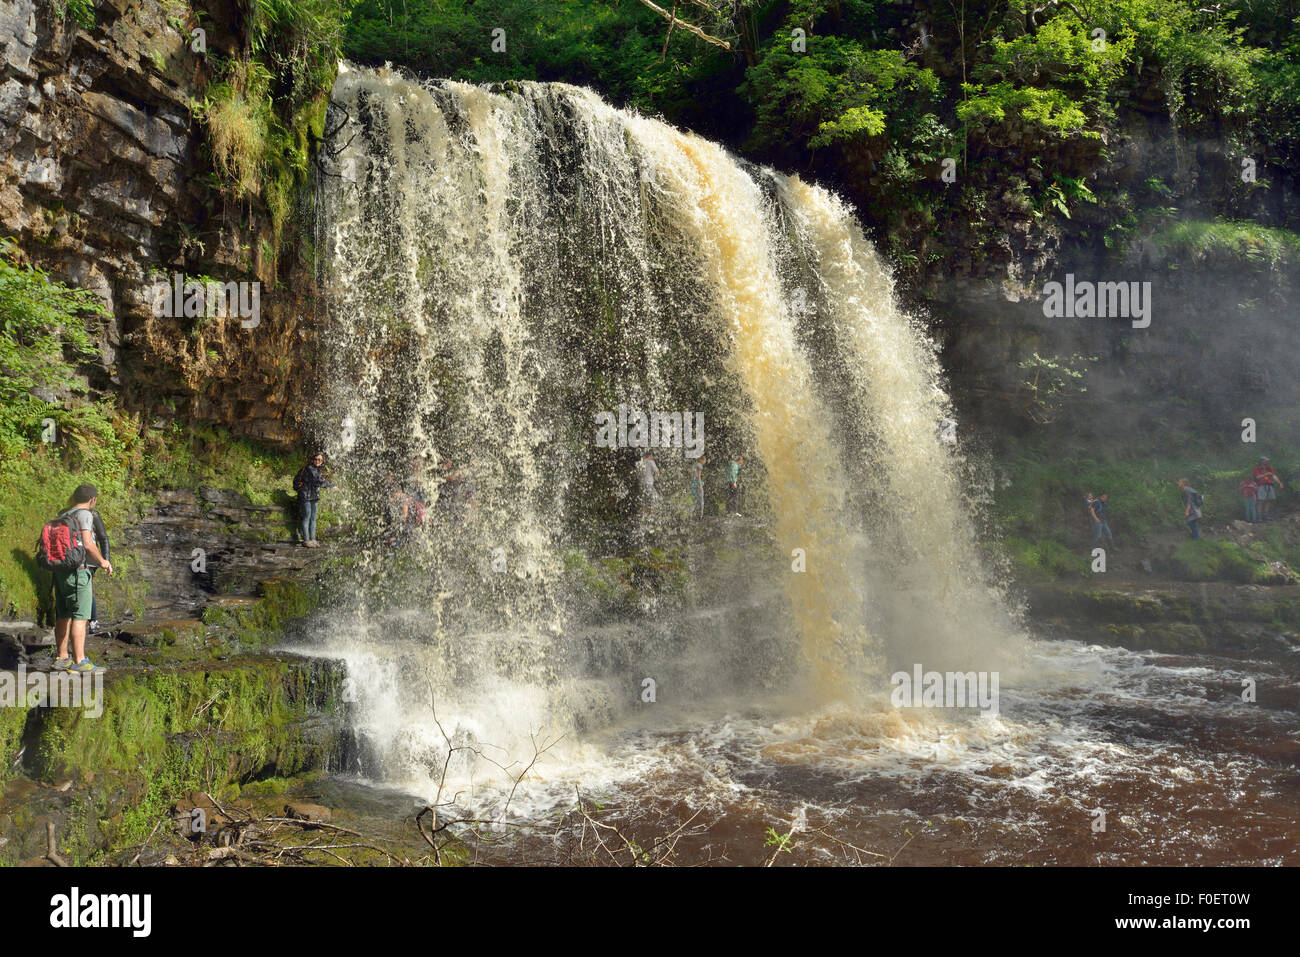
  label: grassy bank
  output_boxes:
[987,425,1300,582]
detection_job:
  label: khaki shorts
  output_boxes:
[53,568,93,621]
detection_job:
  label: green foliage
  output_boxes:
[202,578,317,648]
[1002,536,1087,581]
[1017,351,1095,423]
[11,661,342,863]
[743,29,942,151]
[957,81,1093,137]
[336,0,1298,260]
[197,0,357,259]
[352,4,1300,301]
[0,239,106,412]
[1170,539,1271,583]
[1253,17,1300,170]
[54,0,95,29]
[1146,219,1300,270]
[133,421,301,505]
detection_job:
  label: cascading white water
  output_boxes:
[305,64,1026,812]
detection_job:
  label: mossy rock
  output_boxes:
[2,657,346,864]
[1141,623,1210,654]
[202,577,318,648]
[0,703,29,787]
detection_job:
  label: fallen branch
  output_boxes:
[636,0,731,49]
[45,821,67,867]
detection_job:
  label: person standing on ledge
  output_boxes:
[294,451,334,547]
[1178,478,1203,540]
[1239,475,1259,524]
[1252,456,1283,522]
[49,484,112,674]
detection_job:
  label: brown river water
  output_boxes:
[317,637,1300,866]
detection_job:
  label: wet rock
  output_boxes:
[0,621,48,654]
[0,634,27,669]
[109,486,347,622]
[198,486,253,508]
[116,618,204,650]
[284,802,332,826]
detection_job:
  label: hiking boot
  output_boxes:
[71,658,106,675]
[51,656,73,672]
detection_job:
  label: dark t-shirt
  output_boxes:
[1090,499,1107,521]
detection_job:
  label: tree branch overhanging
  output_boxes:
[637,0,731,50]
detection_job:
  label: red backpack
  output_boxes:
[36,509,88,571]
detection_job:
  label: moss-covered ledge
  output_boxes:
[0,654,347,865]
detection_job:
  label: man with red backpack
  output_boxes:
[37,484,112,674]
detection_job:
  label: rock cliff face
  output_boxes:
[0,0,314,447]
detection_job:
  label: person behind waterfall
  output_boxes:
[293,451,334,547]
[51,484,112,674]
[726,454,744,515]
[1179,478,1203,540]
[690,454,707,520]
[1087,492,1114,549]
[384,472,412,546]
[436,459,477,523]
[640,450,660,515]
[1253,456,1283,522]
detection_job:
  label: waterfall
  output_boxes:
[306,64,1023,808]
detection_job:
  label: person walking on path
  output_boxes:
[1252,456,1283,522]
[1087,492,1114,548]
[1179,478,1203,540]
[48,484,112,674]
[293,452,334,547]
